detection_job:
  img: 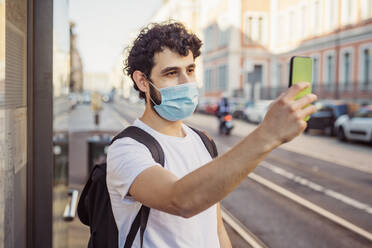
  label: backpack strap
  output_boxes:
[188,126,218,158]
[110,126,165,166]
[110,126,164,248]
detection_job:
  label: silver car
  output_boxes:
[334,106,372,144]
[244,100,273,124]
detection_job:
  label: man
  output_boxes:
[107,22,317,248]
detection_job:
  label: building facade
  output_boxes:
[202,0,372,104]
[69,22,83,93]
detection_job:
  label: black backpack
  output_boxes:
[77,125,218,248]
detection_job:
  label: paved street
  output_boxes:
[55,99,372,247]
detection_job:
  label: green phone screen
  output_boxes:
[289,56,313,121]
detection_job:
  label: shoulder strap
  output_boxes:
[188,126,218,158]
[110,126,165,166]
[110,126,164,248]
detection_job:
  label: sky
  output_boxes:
[69,0,163,73]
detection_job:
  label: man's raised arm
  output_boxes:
[129,82,317,218]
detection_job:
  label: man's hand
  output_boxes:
[259,82,318,145]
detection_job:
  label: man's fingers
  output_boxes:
[292,93,317,110]
[282,82,310,101]
[299,104,317,120]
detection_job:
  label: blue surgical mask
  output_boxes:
[147,80,199,121]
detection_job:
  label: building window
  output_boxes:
[218,28,229,48]
[258,17,263,43]
[204,69,212,92]
[245,16,253,42]
[363,49,370,89]
[204,25,215,52]
[343,52,351,90]
[313,57,318,87]
[273,63,282,97]
[217,65,228,91]
[277,63,282,87]
[245,14,266,44]
[326,54,334,90]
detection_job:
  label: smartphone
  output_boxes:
[288,56,313,121]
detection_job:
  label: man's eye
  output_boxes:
[188,68,195,73]
[167,71,177,76]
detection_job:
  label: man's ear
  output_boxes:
[133,70,148,93]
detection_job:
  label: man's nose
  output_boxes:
[178,71,192,84]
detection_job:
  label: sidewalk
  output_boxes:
[67,183,90,248]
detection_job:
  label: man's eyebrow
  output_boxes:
[160,63,196,74]
[160,66,179,74]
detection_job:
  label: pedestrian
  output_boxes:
[107,21,317,248]
[216,96,232,133]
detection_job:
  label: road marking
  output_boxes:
[221,207,267,248]
[261,161,372,215]
[213,141,372,243]
[249,173,372,242]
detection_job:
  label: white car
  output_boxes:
[244,100,273,124]
[334,106,372,144]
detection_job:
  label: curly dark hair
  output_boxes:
[124,21,202,101]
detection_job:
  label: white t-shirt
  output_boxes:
[106,118,220,248]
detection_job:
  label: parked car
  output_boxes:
[196,98,210,114]
[197,98,219,115]
[205,99,219,115]
[243,100,273,124]
[334,105,372,144]
[304,100,348,136]
[230,98,253,119]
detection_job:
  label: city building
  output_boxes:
[202,0,372,104]
[69,22,83,93]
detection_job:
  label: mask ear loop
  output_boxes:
[143,73,161,106]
